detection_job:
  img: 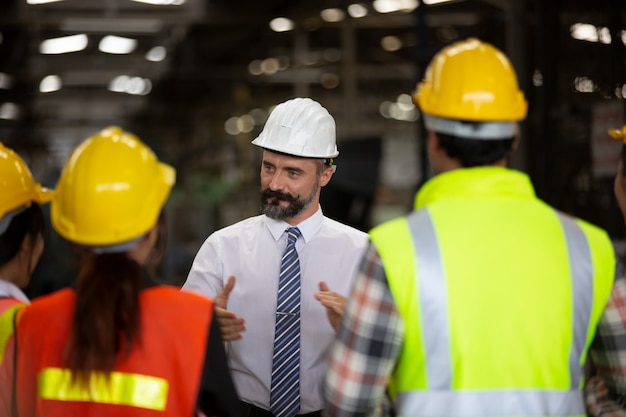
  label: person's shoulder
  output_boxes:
[20,288,75,325]
[204,214,265,242]
[28,288,75,309]
[321,216,369,240]
[566,212,612,242]
[147,285,214,307]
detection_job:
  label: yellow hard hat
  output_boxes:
[51,126,175,247]
[0,142,54,221]
[413,38,527,123]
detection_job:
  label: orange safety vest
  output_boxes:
[0,297,26,416]
[15,286,213,417]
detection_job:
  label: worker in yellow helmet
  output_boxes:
[0,142,53,417]
[585,125,626,415]
[13,127,241,416]
[324,38,615,417]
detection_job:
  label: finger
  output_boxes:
[217,315,246,341]
[215,276,236,309]
[215,306,237,319]
[223,275,236,297]
[318,281,329,292]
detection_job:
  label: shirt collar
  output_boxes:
[0,279,30,303]
[264,205,323,244]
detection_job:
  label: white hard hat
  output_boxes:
[252,97,339,158]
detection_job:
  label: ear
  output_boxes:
[19,233,33,256]
[427,130,442,157]
[319,165,334,187]
[511,133,520,152]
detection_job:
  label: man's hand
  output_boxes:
[314,281,347,332]
[214,275,246,341]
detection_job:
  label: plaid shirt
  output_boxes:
[323,243,404,417]
[586,274,626,417]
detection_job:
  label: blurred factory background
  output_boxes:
[0,0,624,296]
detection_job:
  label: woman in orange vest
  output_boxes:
[14,126,241,417]
[0,142,53,417]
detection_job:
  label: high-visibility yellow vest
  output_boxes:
[369,167,615,417]
[0,297,26,416]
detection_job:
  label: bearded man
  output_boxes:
[182,97,369,417]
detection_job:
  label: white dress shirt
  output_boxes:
[0,279,30,303]
[183,206,369,413]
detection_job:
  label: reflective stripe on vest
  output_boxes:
[38,367,168,411]
[0,304,20,365]
[393,209,592,416]
[395,390,584,417]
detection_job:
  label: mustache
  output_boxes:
[260,188,298,203]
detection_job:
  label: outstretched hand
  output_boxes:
[314,281,347,332]
[214,275,246,341]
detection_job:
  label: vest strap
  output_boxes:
[395,389,585,417]
[0,304,20,364]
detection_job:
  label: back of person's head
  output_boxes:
[0,142,52,273]
[52,126,174,249]
[413,38,527,167]
[252,97,338,166]
[51,126,175,385]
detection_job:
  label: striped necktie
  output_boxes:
[270,227,302,417]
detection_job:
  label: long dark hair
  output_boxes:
[64,211,167,387]
[0,204,46,269]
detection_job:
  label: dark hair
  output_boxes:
[436,131,516,168]
[0,204,46,268]
[64,211,168,387]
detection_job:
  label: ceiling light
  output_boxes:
[238,115,255,133]
[224,117,240,135]
[396,94,414,110]
[0,103,20,120]
[347,4,368,18]
[532,69,543,87]
[131,0,186,4]
[0,73,13,89]
[99,35,137,54]
[109,75,152,95]
[261,58,280,75]
[320,73,340,89]
[27,0,64,4]
[373,0,419,14]
[39,75,62,93]
[249,108,268,125]
[598,27,612,44]
[423,0,455,4]
[39,34,88,54]
[321,8,346,23]
[574,76,595,93]
[570,23,599,42]
[146,46,167,62]
[381,35,402,51]
[248,60,264,76]
[269,17,295,32]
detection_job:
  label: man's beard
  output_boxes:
[260,181,319,221]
